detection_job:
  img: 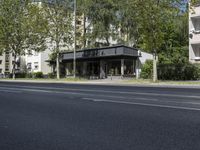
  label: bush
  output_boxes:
[140,60,153,79]
[141,60,200,80]
[158,63,200,80]
[15,73,26,78]
[26,73,33,78]
[48,73,56,79]
[33,72,43,78]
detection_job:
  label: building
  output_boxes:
[61,45,152,79]
[22,49,52,75]
[189,2,200,63]
[0,52,18,77]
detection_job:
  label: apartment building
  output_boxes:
[189,3,200,63]
[22,48,52,75]
[0,52,16,77]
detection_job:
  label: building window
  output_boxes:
[5,62,9,71]
[27,50,32,56]
[27,63,32,70]
[0,60,2,64]
[194,47,200,58]
[34,62,39,70]
[0,69,2,73]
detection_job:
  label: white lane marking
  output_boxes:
[0,84,199,99]
[1,85,200,109]
[0,89,21,93]
[0,86,158,102]
[82,98,200,111]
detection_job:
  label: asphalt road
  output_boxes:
[0,81,200,150]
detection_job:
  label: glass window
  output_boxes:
[124,59,134,75]
[34,62,39,70]
[108,60,121,76]
[27,63,32,70]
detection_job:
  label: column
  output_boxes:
[65,63,70,76]
[100,60,105,79]
[82,62,87,76]
[136,58,140,79]
[121,59,124,77]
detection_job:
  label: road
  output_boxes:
[0,81,200,150]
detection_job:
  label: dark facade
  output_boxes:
[61,45,141,79]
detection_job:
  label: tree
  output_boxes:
[42,0,73,79]
[0,0,48,79]
[190,0,200,6]
[83,0,118,47]
[114,0,140,46]
[136,0,181,82]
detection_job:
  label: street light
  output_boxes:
[73,0,76,78]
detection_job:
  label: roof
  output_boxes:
[62,45,140,61]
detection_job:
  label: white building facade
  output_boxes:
[0,52,16,77]
[189,3,200,63]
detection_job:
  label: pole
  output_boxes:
[73,0,76,78]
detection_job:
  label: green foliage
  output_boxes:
[42,0,73,79]
[140,60,153,79]
[158,63,200,81]
[0,0,48,78]
[33,72,44,78]
[190,0,200,6]
[26,73,33,79]
[48,73,56,79]
[141,60,200,81]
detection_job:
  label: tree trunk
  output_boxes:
[153,53,158,82]
[56,53,60,79]
[12,54,16,80]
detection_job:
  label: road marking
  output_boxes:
[82,98,200,111]
[0,86,158,101]
[0,89,21,93]
[0,84,199,99]
[1,85,200,108]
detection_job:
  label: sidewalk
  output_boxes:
[1,78,200,89]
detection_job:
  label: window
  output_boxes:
[0,69,2,73]
[34,62,39,70]
[27,50,32,56]
[27,63,32,70]
[0,60,2,64]
[195,48,200,57]
[5,62,9,71]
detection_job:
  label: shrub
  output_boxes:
[158,63,200,80]
[140,60,153,79]
[48,73,56,79]
[26,73,33,78]
[33,72,43,78]
[141,60,200,80]
[15,73,26,78]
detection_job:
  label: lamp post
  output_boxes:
[73,0,77,78]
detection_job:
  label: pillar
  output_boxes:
[82,62,87,76]
[121,59,124,77]
[100,60,105,79]
[136,58,140,79]
[65,63,70,76]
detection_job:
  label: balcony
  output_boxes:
[190,6,200,18]
[190,33,200,44]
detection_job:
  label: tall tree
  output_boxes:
[136,0,181,82]
[42,0,73,79]
[84,0,118,47]
[0,0,48,79]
